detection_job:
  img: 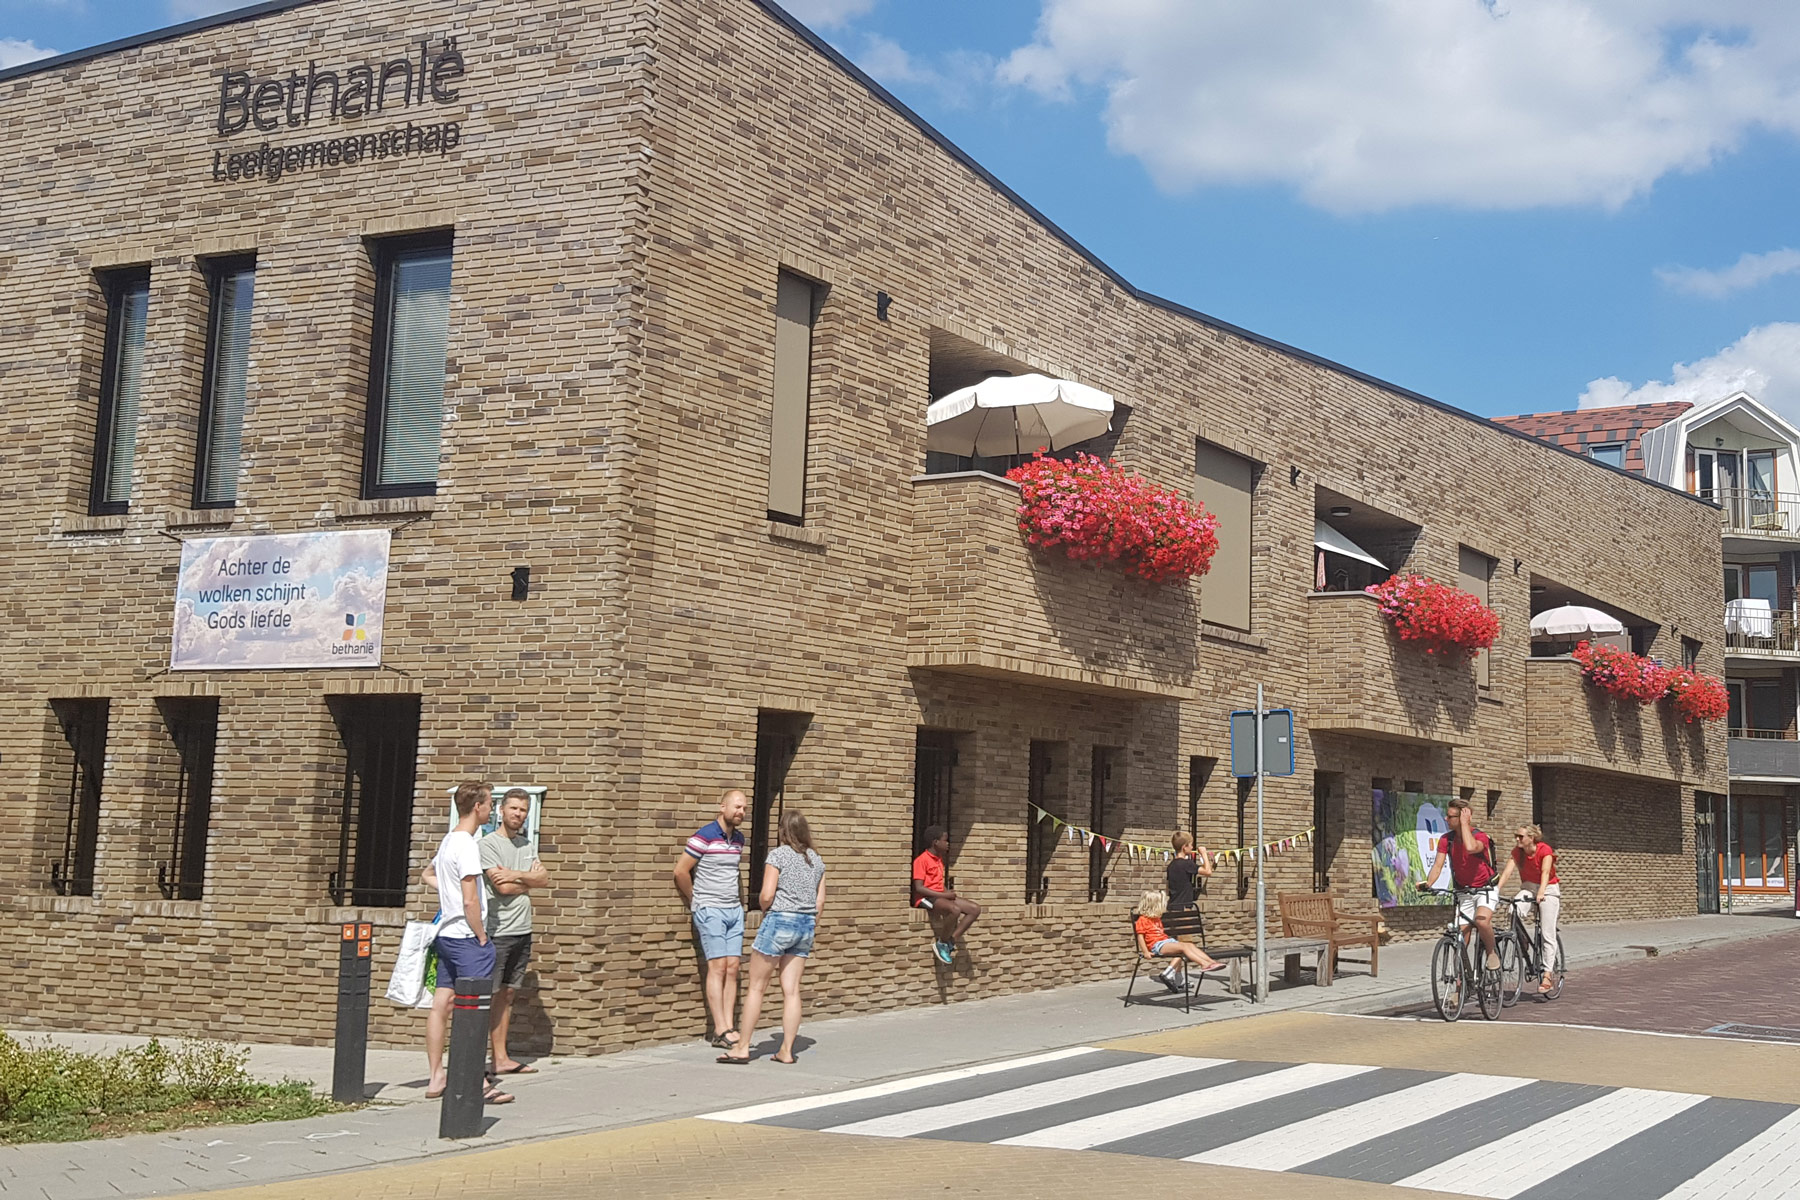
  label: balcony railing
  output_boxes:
[1723,608,1800,655]
[1729,731,1800,779]
[1709,487,1800,537]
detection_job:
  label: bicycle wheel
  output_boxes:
[1430,937,1464,1022]
[1476,944,1502,1020]
[1498,935,1523,1008]
[1545,935,1566,1000]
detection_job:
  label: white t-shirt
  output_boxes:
[433,829,488,940]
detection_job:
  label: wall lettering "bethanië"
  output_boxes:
[209,37,465,183]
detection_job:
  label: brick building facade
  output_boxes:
[1,0,1727,1054]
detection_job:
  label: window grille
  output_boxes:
[327,696,421,906]
[157,698,218,900]
[749,712,806,907]
[50,699,109,896]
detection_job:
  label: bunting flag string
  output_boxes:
[1029,803,1313,865]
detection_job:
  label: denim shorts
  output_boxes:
[1150,938,1178,955]
[752,911,817,958]
[434,934,497,992]
[692,905,745,960]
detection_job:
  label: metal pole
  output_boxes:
[438,974,492,1139]
[1255,683,1267,1003]
[331,922,372,1105]
[1724,784,1734,914]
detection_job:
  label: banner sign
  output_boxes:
[1371,789,1454,909]
[170,530,391,670]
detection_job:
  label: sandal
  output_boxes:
[710,1029,739,1048]
[771,1054,798,1065]
[484,1086,515,1104]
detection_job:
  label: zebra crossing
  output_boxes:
[701,1046,1800,1199]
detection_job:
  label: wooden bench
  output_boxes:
[1207,937,1331,995]
[1123,908,1209,1013]
[1279,891,1381,979]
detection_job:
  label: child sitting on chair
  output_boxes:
[1135,889,1225,992]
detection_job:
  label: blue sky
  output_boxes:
[7,0,1800,423]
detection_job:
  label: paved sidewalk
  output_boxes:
[3,910,1793,1200]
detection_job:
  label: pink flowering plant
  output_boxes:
[1664,668,1729,723]
[1571,641,1671,704]
[1364,573,1500,658]
[1006,452,1219,585]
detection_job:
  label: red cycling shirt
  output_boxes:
[1513,840,1560,886]
[1437,829,1496,888]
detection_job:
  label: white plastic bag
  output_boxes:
[386,919,439,1009]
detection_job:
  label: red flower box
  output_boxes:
[1364,573,1500,658]
[1664,667,1729,723]
[1571,641,1670,704]
[1006,452,1219,586]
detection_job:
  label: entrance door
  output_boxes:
[1721,796,1791,895]
[1695,795,1720,914]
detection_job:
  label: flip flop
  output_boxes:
[425,1082,447,1099]
[493,1063,539,1074]
[716,1054,751,1065]
[771,1055,798,1065]
[484,1087,515,1104]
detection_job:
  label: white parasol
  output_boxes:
[1530,604,1625,639]
[925,373,1114,457]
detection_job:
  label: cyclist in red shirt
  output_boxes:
[1496,822,1561,994]
[1424,796,1500,969]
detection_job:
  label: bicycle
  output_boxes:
[1421,885,1503,1021]
[1498,892,1565,1006]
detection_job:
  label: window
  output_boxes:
[913,729,957,897]
[1194,439,1257,630]
[364,234,453,498]
[1458,546,1495,687]
[194,258,256,507]
[1089,746,1118,902]
[50,699,109,896]
[327,695,421,906]
[1026,741,1063,904]
[768,271,819,524]
[749,711,807,908]
[156,698,218,900]
[1727,564,1781,608]
[1487,789,1501,818]
[1587,443,1625,469]
[89,268,150,515]
[1312,771,1339,893]
[1683,637,1702,670]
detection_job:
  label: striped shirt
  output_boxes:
[685,820,744,909]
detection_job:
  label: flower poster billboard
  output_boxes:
[170,530,390,670]
[1371,788,1453,909]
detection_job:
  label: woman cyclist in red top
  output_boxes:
[1495,822,1561,994]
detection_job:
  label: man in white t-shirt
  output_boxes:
[422,781,500,1101]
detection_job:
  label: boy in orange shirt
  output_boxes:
[1135,889,1224,991]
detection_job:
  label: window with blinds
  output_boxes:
[194,258,256,507]
[1194,438,1258,631]
[1458,545,1496,688]
[89,268,150,515]
[768,271,819,524]
[364,234,454,498]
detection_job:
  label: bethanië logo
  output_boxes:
[342,614,369,642]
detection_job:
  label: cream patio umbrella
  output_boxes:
[1529,605,1625,639]
[924,373,1115,457]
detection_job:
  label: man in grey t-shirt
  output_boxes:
[481,788,548,1076]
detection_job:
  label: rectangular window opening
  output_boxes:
[1189,755,1216,897]
[1588,443,1625,469]
[1195,439,1257,631]
[912,729,959,898]
[1027,741,1065,904]
[194,257,256,507]
[768,270,820,524]
[363,233,453,499]
[327,695,421,906]
[156,697,219,900]
[1089,746,1119,902]
[89,268,150,515]
[750,711,808,908]
[1458,546,1495,688]
[50,699,109,896]
[1312,771,1340,893]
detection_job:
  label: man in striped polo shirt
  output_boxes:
[673,789,748,1049]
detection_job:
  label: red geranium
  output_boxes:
[1572,641,1671,703]
[1006,452,1219,586]
[1364,573,1500,658]
[1664,668,1729,723]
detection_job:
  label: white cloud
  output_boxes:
[779,0,877,30]
[852,34,993,110]
[165,0,246,20]
[1658,248,1800,299]
[1579,324,1800,423]
[0,38,56,69]
[1000,1,1800,213]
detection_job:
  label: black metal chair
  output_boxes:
[1124,909,1208,1013]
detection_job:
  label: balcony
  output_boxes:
[1305,591,1477,745]
[1723,607,1800,662]
[1524,657,1711,783]
[908,472,1200,700]
[1712,487,1800,546]
[1728,731,1800,781]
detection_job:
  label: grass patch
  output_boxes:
[0,1034,345,1144]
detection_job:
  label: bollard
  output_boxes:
[438,973,492,1139]
[331,922,373,1105]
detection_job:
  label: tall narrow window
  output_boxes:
[194,258,256,507]
[1194,439,1256,630]
[364,234,453,498]
[749,711,807,908]
[1026,741,1063,904]
[768,270,818,524]
[50,699,110,896]
[912,729,957,897]
[327,695,420,906]
[1089,746,1118,902]
[90,269,150,515]
[156,698,218,900]
[1458,546,1495,688]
